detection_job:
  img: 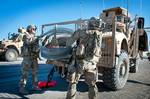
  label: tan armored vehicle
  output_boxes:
[0,33,23,61]
[39,7,148,90]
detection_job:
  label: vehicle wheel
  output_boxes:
[129,54,140,73]
[103,50,129,90]
[0,54,5,61]
[5,48,18,62]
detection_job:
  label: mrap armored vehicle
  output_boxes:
[0,33,23,61]
[39,7,148,90]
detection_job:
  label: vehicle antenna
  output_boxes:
[80,0,83,19]
[127,0,129,18]
[126,0,129,35]
[79,0,83,29]
[140,0,142,16]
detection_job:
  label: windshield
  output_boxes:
[40,27,73,47]
[41,19,89,35]
[116,16,123,22]
[8,33,19,40]
[40,19,89,47]
[43,27,74,36]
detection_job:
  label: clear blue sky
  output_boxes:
[0,0,150,40]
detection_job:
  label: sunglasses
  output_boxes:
[31,28,36,31]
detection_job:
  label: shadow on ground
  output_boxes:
[127,80,150,86]
[0,64,113,98]
[0,79,112,99]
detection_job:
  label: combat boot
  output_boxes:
[88,85,98,99]
[32,85,41,91]
[19,87,29,94]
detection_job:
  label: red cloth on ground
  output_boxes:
[38,80,57,88]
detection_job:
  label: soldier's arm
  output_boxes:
[91,31,102,62]
[22,34,36,45]
[16,34,24,42]
[66,30,79,46]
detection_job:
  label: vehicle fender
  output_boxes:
[6,45,20,54]
[115,32,128,55]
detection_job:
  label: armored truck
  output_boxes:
[39,7,148,90]
[0,33,23,61]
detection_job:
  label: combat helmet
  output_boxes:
[88,17,100,30]
[27,24,37,32]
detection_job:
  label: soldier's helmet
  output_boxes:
[27,24,37,32]
[88,17,100,30]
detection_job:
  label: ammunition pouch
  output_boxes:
[74,44,85,60]
[76,45,85,54]
[76,55,85,60]
[30,44,39,59]
[21,45,29,56]
[31,46,39,53]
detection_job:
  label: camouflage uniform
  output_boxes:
[66,29,102,99]
[19,32,39,92]
[17,27,26,41]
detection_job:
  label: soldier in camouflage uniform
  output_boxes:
[16,27,26,42]
[66,17,102,99]
[19,25,41,94]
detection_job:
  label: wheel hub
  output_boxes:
[119,63,126,78]
[8,52,16,58]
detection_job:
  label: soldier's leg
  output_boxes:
[66,72,81,99]
[31,59,39,88]
[19,60,30,94]
[66,69,81,99]
[84,67,98,99]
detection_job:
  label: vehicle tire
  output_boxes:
[5,48,18,62]
[0,54,5,61]
[129,54,140,73]
[103,50,129,90]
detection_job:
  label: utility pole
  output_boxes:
[80,0,83,19]
[127,0,129,18]
[140,0,142,16]
[126,0,129,37]
[79,0,83,29]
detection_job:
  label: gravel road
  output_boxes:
[0,59,150,99]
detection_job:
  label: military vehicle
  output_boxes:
[39,7,148,90]
[0,33,23,61]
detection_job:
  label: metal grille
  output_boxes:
[97,17,116,68]
[97,32,114,67]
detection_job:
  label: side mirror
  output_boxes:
[124,17,130,23]
[137,17,144,29]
